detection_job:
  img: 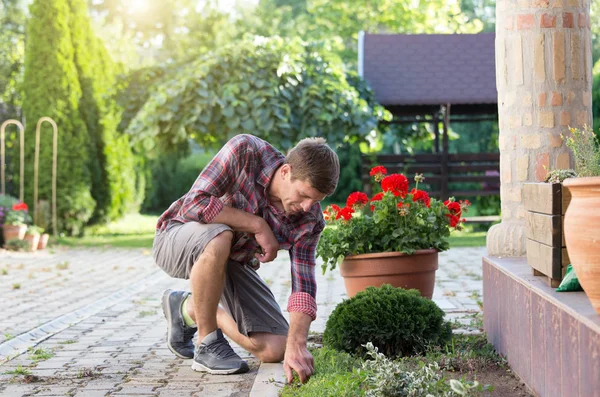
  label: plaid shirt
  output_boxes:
[156,134,325,320]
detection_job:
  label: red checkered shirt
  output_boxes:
[156,134,325,320]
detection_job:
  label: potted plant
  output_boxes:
[37,228,50,250]
[24,225,44,252]
[318,166,470,298]
[3,202,30,242]
[562,126,600,315]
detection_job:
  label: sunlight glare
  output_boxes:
[130,0,148,14]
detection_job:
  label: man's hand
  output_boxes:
[254,219,279,263]
[284,312,314,384]
[284,341,314,384]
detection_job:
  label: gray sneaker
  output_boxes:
[161,289,197,359]
[192,329,249,374]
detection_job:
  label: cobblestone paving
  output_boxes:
[0,246,486,396]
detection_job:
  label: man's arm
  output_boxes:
[284,312,314,384]
[212,206,279,262]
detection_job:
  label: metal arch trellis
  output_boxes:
[0,119,25,201]
[34,117,58,237]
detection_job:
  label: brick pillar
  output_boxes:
[487,0,593,257]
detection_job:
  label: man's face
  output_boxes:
[279,166,327,214]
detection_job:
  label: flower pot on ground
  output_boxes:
[318,166,469,298]
[562,127,600,315]
[24,226,44,252]
[37,233,50,250]
[2,200,31,244]
[3,224,27,242]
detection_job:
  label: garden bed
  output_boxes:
[282,333,532,397]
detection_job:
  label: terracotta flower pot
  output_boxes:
[3,224,27,242]
[563,176,600,315]
[24,233,40,252]
[38,233,50,250]
[339,249,439,298]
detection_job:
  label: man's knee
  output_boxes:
[200,230,233,262]
[253,335,286,363]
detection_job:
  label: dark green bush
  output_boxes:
[323,285,452,359]
[142,151,215,213]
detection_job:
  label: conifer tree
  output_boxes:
[22,0,95,235]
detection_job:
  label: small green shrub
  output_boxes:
[323,285,452,359]
[5,239,29,251]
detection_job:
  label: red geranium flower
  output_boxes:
[12,202,28,211]
[346,192,369,209]
[381,174,409,197]
[336,206,354,221]
[369,192,384,211]
[369,165,388,182]
[410,188,430,208]
[449,215,460,227]
[323,204,342,221]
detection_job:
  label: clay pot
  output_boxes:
[563,176,600,315]
[24,233,40,252]
[37,233,50,250]
[3,224,27,242]
[339,249,438,298]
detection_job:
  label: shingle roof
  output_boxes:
[361,33,497,106]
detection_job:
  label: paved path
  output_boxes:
[0,246,486,396]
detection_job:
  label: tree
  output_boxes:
[68,0,137,222]
[22,0,96,234]
[126,37,389,153]
[0,0,26,117]
[247,0,484,65]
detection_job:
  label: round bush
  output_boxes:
[323,284,452,359]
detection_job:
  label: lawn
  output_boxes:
[51,213,488,249]
[52,213,158,249]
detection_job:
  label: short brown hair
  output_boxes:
[285,137,340,195]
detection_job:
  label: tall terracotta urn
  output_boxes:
[563,177,600,315]
[339,249,438,298]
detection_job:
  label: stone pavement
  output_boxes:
[0,246,486,396]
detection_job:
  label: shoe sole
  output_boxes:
[162,289,193,360]
[191,361,249,375]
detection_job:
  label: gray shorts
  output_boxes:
[152,221,289,337]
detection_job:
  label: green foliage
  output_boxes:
[281,347,366,396]
[142,151,215,213]
[5,238,29,251]
[251,0,484,65]
[126,37,388,152]
[563,126,600,177]
[0,0,25,115]
[544,169,578,184]
[4,209,29,225]
[68,0,137,223]
[323,285,452,359]
[361,342,481,397]
[21,0,95,235]
[26,225,44,235]
[329,143,364,204]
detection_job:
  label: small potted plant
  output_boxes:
[562,126,600,315]
[37,228,50,250]
[24,225,44,252]
[3,202,30,242]
[317,166,470,298]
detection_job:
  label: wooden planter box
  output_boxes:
[524,183,571,287]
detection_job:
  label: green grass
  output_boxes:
[3,365,31,375]
[52,213,158,249]
[448,231,487,247]
[28,347,54,362]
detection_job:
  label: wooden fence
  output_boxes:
[362,152,500,199]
